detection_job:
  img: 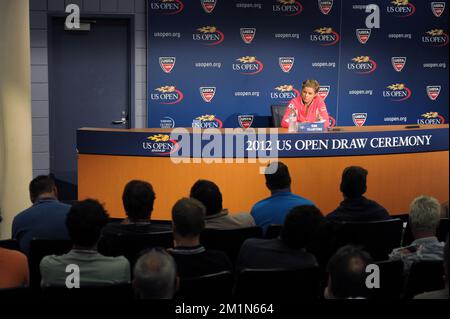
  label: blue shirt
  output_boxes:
[250,191,314,233]
[12,198,71,255]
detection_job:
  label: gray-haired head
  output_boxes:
[409,195,441,236]
[133,248,177,299]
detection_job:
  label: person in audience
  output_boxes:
[133,248,178,299]
[414,237,449,299]
[389,195,445,273]
[250,161,314,233]
[12,175,71,255]
[101,180,171,237]
[0,216,29,288]
[168,198,232,278]
[190,179,255,229]
[324,245,373,299]
[236,205,323,270]
[40,199,130,286]
[327,166,390,223]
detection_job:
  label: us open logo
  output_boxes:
[200,87,216,103]
[383,83,412,102]
[159,57,176,73]
[347,56,377,74]
[238,115,254,129]
[192,115,223,128]
[356,29,371,44]
[431,2,445,17]
[386,0,416,17]
[150,0,184,14]
[201,0,217,13]
[240,28,256,44]
[151,86,184,105]
[422,29,449,47]
[270,85,300,103]
[310,27,340,46]
[318,86,330,100]
[328,115,336,127]
[143,134,180,155]
[318,0,333,15]
[193,26,225,46]
[352,113,367,127]
[418,112,445,124]
[232,56,264,75]
[392,57,406,72]
[426,85,441,101]
[279,57,294,73]
[273,0,303,16]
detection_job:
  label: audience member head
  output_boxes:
[190,180,223,216]
[281,205,324,249]
[66,199,109,249]
[29,174,57,203]
[264,161,291,192]
[133,248,178,299]
[172,198,206,243]
[122,180,156,221]
[325,245,373,299]
[340,166,368,199]
[409,195,441,239]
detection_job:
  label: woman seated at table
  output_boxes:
[281,79,330,129]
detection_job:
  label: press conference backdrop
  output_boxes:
[147,0,448,129]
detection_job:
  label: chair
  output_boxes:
[200,226,263,263]
[331,218,404,261]
[28,239,72,291]
[41,283,133,299]
[0,239,20,251]
[265,224,282,239]
[404,260,445,299]
[271,105,288,128]
[234,267,321,299]
[176,271,233,299]
[98,231,173,268]
[373,259,404,299]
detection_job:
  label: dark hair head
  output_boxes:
[340,166,368,198]
[66,199,109,247]
[326,245,373,299]
[122,180,156,221]
[265,162,291,191]
[171,198,206,237]
[29,174,56,203]
[281,205,324,249]
[190,180,222,216]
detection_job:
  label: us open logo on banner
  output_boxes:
[418,112,445,124]
[427,85,441,100]
[279,57,294,73]
[328,115,336,127]
[352,113,367,127]
[392,57,406,72]
[160,116,176,128]
[270,85,300,102]
[310,27,340,46]
[201,0,217,13]
[192,115,223,128]
[232,56,264,75]
[200,87,216,103]
[347,56,377,74]
[431,2,446,17]
[150,0,184,14]
[318,0,333,15]
[383,83,412,102]
[143,134,180,155]
[273,0,303,16]
[151,86,184,105]
[318,86,330,100]
[356,29,371,44]
[159,57,176,73]
[422,29,449,47]
[387,0,416,18]
[193,26,225,46]
[240,28,256,44]
[238,115,254,129]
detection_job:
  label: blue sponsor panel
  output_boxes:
[146,0,448,129]
[77,127,449,158]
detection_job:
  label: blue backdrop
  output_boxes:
[147,0,448,128]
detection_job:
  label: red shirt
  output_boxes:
[281,95,330,128]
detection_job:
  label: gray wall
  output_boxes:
[29,0,147,177]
